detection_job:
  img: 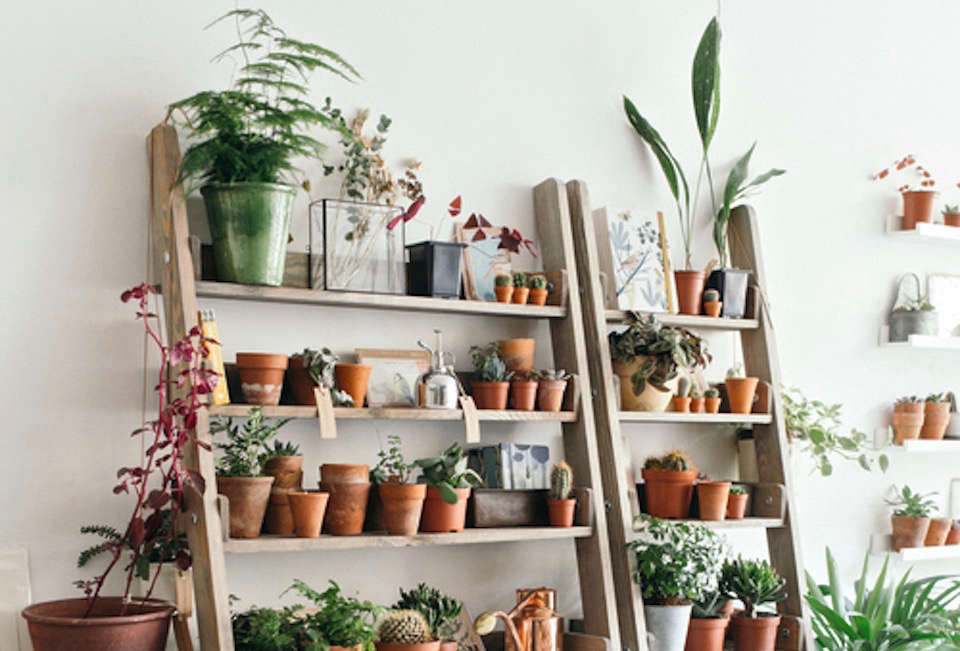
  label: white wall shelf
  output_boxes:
[897,439,960,452]
[878,325,960,350]
[870,533,960,561]
[885,215,960,242]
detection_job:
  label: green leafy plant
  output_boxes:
[394,583,463,641]
[293,348,355,407]
[609,314,710,395]
[169,9,359,190]
[805,547,960,650]
[285,580,382,650]
[729,485,747,496]
[550,460,574,500]
[371,434,414,484]
[414,442,483,504]
[896,395,922,405]
[886,485,938,518]
[644,450,695,472]
[232,605,302,651]
[894,294,935,313]
[627,515,728,604]
[469,343,513,383]
[494,274,512,287]
[77,511,188,582]
[211,407,291,477]
[720,557,786,618]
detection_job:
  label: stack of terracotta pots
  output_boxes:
[319,464,370,535]
[263,454,304,535]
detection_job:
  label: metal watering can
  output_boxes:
[415,329,463,409]
[505,588,563,651]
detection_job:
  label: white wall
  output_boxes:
[3,0,960,642]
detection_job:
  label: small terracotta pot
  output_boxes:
[287,491,329,538]
[697,481,731,521]
[892,515,931,551]
[547,498,576,527]
[537,379,568,412]
[319,466,370,536]
[902,190,938,230]
[22,597,175,651]
[672,396,692,413]
[642,469,698,519]
[925,517,952,546]
[331,645,364,651]
[512,287,530,305]
[321,464,370,484]
[684,616,727,651]
[216,476,274,539]
[529,288,549,306]
[334,363,371,408]
[731,615,780,651]
[236,353,288,406]
[263,456,304,535]
[378,482,427,536]
[613,357,678,412]
[472,381,509,410]
[288,356,318,406]
[726,492,749,519]
[674,270,707,316]
[892,411,924,445]
[703,301,722,318]
[376,642,441,651]
[499,338,535,373]
[704,397,721,414]
[921,402,950,440]
[947,525,960,545]
[494,286,513,303]
[725,377,759,414]
[946,213,960,227]
[510,379,539,411]
[439,641,458,651]
[420,486,471,532]
[690,397,705,413]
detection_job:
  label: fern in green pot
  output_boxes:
[168,9,358,286]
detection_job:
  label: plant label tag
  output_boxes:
[459,395,481,443]
[314,386,337,439]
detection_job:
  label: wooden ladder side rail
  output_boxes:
[729,205,811,651]
[148,124,234,650]
[561,180,648,651]
[533,179,621,648]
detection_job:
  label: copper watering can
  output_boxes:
[475,588,563,651]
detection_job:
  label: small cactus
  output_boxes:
[512,271,527,288]
[644,450,695,472]
[550,461,574,500]
[703,288,720,302]
[948,391,957,413]
[689,384,702,398]
[378,610,434,644]
[704,387,720,398]
[494,273,512,288]
[528,274,548,289]
[726,363,745,379]
[677,376,691,398]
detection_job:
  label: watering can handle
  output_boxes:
[891,272,924,312]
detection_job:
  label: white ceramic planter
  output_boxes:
[613,357,679,412]
[644,604,692,651]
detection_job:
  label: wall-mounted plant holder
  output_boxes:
[886,272,938,342]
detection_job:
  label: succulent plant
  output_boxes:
[393,584,462,642]
[720,557,787,618]
[512,271,527,288]
[378,610,434,644]
[550,461,574,500]
[886,485,938,519]
[944,204,960,215]
[470,343,513,382]
[703,288,720,302]
[293,348,355,407]
[896,395,922,405]
[528,274,548,289]
[925,392,949,403]
[949,391,957,413]
[265,439,301,459]
[644,450,695,472]
[677,376,691,398]
[729,485,747,495]
[414,442,483,504]
[704,387,720,398]
[494,273,512,287]
[536,369,570,381]
[726,363,745,379]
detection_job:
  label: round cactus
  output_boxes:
[528,274,548,289]
[512,271,527,288]
[704,387,720,398]
[550,461,574,500]
[378,610,434,644]
[494,274,512,288]
[703,288,720,302]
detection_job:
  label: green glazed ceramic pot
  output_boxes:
[201,182,296,286]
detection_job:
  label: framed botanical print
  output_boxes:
[605,210,671,312]
[355,349,430,407]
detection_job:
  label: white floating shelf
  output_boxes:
[870,533,960,561]
[886,215,960,242]
[619,412,772,425]
[878,325,960,350]
[898,439,960,452]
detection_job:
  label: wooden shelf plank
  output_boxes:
[631,518,784,533]
[223,526,593,553]
[208,404,577,422]
[195,281,567,318]
[886,215,960,242]
[619,412,772,425]
[606,310,759,330]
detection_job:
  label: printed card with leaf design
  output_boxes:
[607,211,671,312]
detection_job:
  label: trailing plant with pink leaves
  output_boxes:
[872,154,959,193]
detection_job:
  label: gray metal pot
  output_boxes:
[888,272,938,342]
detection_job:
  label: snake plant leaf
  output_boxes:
[623,96,688,207]
[692,17,721,150]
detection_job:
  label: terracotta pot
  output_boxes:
[529,288,549,306]
[704,397,721,414]
[726,492,749,519]
[511,379,539,411]
[703,301,722,318]
[379,482,427,535]
[902,190,938,230]
[674,270,707,316]
[472,381,509,410]
[697,481,731,521]
[925,517,952,546]
[921,402,950,439]
[690,397,704,413]
[499,338,535,373]
[512,287,530,304]
[547,498,576,527]
[376,642,441,651]
[331,646,364,651]
[216,475,274,538]
[494,286,513,303]
[946,214,960,227]
[236,352,288,406]
[439,641,458,651]
[334,363,372,408]
[891,515,931,551]
[725,377,759,414]
[613,357,679,412]
[420,486,471,532]
[731,615,780,651]
[672,396,692,413]
[321,464,370,484]
[263,455,304,535]
[947,525,960,545]
[892,411,924,445]
[538,379,567,412]
[319,478,370,536]
[288,356,318,406]
[895,402,924,414]
[684,616,727,651]
[287,490,329,538]
[22,597,175,651]
[642,468,698,519]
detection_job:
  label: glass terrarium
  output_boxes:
[309,198,405,294]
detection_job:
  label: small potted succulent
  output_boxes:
[720,557,786,651]
[943,204,960,227]
[414,443,483,533]
[469,343,513,409]
[892,395,924,445]
[702,288,722,318]
[703,387,721,414]
[547,461,576,527]
[689,384,704,413]
[536,369,570,412]
[672,377,693,413]
[288,348,356,407]
[376,610,440,651]
[696,476,731,521]
[510,371,539,411]
[372,435,426,536]
[494,273,513,303]
[921,393,951,440]
[262,438,302,536]
[236,352,289,406]
[686,591,729,651]
[511,271,530,305]
[726,486,749,520]
[394,584,463,651]
[885,485,937,551]
[642,451,698,519]
[724,364,758,415]
[528,274,550,306]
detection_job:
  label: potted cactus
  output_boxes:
[373,436,426,536]
[493,273,513,303]
[393,584,462,651]
[724,364,758,414]
[528,274,550,306]
[511,271,530,304]
[686,592,729,651]
[726,486,749,520]
[288,348,356,407]
[921,393,951,440]
[469,343,513,409]
[689,384,704,413]
[704,387,721,414]
[892,396,924,445]
[642,451,698,519]
[672,377,693,413]
[720,557,786,651]
[536,369,570,412]
[944,204,960,227]
[414,443,483,533]
[376,610,440,651]
[510,371,539,411]
[702,288,722,318]
[547,461,576,527]
[262,438,302,536]
[886,485,937,551]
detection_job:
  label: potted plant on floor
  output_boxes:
[892,395,924,445]
[922,393,951,440]
[262,438,302,535]
[376,610,440,651]
[528,274,550,306]
[536,369,570,412]
[686,592,729,651]
[726,486,748,520]
[289,348,356,407]
[724,364,758,415]
[627,516,728,651]
[944,204,960,227]
[642,451,698,519]
[212,406,290,538]
[373,435,426,536]
[494,273,513,303]
[469,343,513,409]
[547,461,576,527]
[21,285,213,650]
[720,557,786,651]
[703,387,721,414]
[672,377,693,413]
[169,9,359,286]
[394,584,463,651]
[414,443,483,533]
[609,314,710,412]
[885,485,937,551]
[872,155,941,230]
